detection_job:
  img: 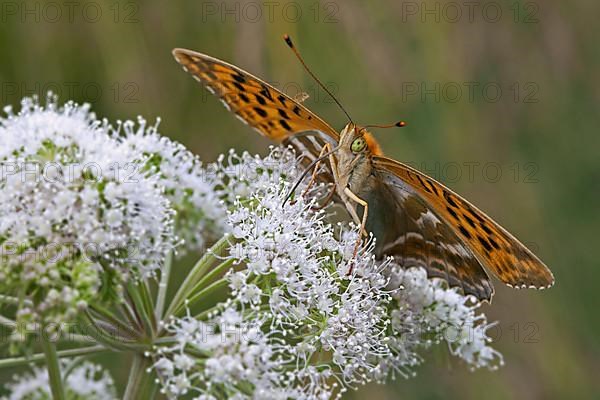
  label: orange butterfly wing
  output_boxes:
[172,48,339,143]
[372,156,555,291]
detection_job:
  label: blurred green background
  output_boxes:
[0,0,598,398]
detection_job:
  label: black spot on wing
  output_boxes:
[446,206,459,220]
[480,223,493,235]
[464,215,476,228]
[253,107,268,118]
[232,73,246,83]
[458,225,472,239]
[292,105,301,116]
[426,179,439,195]
[478,235,493,252]
[239,93,250,103]
[260,85,273,101]
[444,190,458,208]
[416,175,432,193]
[279,119,292,131]
[467,206,485,223]
[488,237,500,250]
[278,109,289,119]
[255,94,267,105]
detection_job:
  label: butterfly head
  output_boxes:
[334,123,383,191]
[339,122,383,157]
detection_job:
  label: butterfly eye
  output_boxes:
[351,137,367,153]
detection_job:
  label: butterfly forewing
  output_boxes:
[373,156,555,291]
[172,49,339,143]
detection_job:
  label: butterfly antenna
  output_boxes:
[283,34,353,124]
[363,121,407,129]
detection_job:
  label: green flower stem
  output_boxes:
[119,300,143,332]
[41,336,66,400]
[88,305,139,339]
[189,258,234,292]
[155,249,173,320]
[139,279,157,327]
[126,281,156,337]
[171,258,234,317]
[123,353,157,400]
[0,345,107,369]
[164,235,231,320]
[82,313,140,352]
[59,334,96,344]
[192,304,223,321]
[181,278,229,317]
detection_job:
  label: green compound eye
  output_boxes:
[351,137,366,153]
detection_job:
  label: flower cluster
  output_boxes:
[115,117,225,254]
[151,148,503,399]
[386,266,503,371]
[0,95,173,329]
[3,360,117,400]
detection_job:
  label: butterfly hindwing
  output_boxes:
[372,156,555,291]
[363,174,494,300]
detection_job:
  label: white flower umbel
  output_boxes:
[0,95,174,328]
[386,266,504,372]
[152,149,503,399]
[117,118,225,254]
[4,360,117,400]
[116,129,301,256]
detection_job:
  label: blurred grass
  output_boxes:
[0,0,599,398]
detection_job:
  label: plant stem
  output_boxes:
[0,345,107,369]
[155,249,173,320]
[126,280,155,337]
[41,336,66,400]
[164,235,231,320]
[170,259,233,317]
[123,353,157,400]
[82,312,140,352]
[182,278,229,316]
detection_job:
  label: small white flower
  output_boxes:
[4,360,116,400]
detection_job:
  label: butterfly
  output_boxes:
[172,36,554,301]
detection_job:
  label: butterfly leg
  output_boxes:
[343,187,369,274]
[302,143,332,198]
[329,148,367,230]
[321,146,370,235]
[313,184,336,210]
